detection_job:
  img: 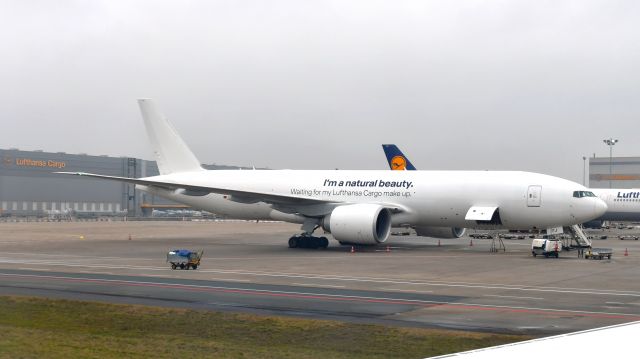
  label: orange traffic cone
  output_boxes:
[624,248,628,257]
[386,245,391,253]
[350,246,355,254]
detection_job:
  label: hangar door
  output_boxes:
[527,185,542,207]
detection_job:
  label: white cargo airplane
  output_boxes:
[382,144,640,229]
[58,99,607,249]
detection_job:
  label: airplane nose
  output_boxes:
[594,198,608,217]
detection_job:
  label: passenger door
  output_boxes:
[527,185,542,207]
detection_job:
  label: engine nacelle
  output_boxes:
[414,226,466,238]
[322,204,392,245]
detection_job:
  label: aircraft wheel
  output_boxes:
[288,236,298,248]
[320,237,329,249]
[192,264,198,270]
[180,263,185,269]
[171,264,177,270]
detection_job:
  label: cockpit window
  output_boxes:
[573,190,596,198]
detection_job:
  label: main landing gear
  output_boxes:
[288,219,329,249]
[288,235,329,249]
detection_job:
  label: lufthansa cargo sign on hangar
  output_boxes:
[0,148,251,217]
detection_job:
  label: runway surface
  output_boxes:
[1,220,640,335]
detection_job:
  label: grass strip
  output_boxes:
[0,295,529,358]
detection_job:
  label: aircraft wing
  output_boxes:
[56,172,405,216]
[57,171,330,205]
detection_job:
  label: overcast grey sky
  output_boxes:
[1,0,638,181]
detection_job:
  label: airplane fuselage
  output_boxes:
[591,188,640,221]
[137,169,605,230]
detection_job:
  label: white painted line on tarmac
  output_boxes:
[0,259,169,271]
[291,283,346,288]
[198,277,250,283]
[1,252,156,261]
[382,288,434,294]
[18,268,50,271]
[484,294,544,300]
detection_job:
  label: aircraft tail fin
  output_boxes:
[137,99,203,175]
[381,144,417,170]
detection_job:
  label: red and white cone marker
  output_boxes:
[350,246,355,254]
[624,248,629,257]
[469,239,473,247]
[438,240,441,247]
[386,245,391,253]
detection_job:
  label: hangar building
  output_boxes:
[589,156,640,189]
[0,148,249,217]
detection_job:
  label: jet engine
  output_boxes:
[414,226,466,238]
[322,204,392,245]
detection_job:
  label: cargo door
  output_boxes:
[527,185,542,207]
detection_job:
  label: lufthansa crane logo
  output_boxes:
[391,156,407,170]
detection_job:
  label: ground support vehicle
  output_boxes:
[531,238,561,258]
[167,249,203,270]
[584,248,613,260]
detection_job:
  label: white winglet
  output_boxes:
[137,99,203,175]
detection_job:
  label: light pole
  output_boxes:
[603,138,618,188]
[582,156,587,186]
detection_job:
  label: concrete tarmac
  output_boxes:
[1,220,639,335]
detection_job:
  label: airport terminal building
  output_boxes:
[0,148,249,217]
